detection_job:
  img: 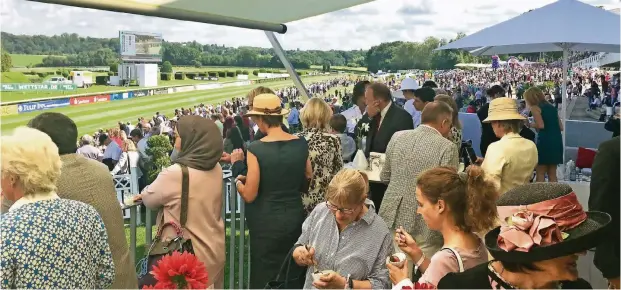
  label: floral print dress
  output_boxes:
[296,128,344,214]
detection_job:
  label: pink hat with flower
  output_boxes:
[485,183,610,263]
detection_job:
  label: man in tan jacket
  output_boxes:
[1,112,137,288]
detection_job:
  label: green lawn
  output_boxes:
[0,75,341,135]
[126,221,250,289]
[9,54,49,67]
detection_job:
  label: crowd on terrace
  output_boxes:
[1,65,619,290]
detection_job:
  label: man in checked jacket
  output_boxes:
[379,101,459,278]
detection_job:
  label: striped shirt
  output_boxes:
[296,200,393,289]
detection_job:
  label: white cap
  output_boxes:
[399,77,419,91]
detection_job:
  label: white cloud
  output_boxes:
[0,0,617,50]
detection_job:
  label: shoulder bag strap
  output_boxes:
[442,247,465,273]
[236,126,247,151]
[180,164,190,229]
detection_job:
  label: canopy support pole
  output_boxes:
[561,44,569,163]
[25,0,287,33]
[264,31,310,100]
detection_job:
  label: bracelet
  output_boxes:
[344,274,351,290]
[415,253,426,268]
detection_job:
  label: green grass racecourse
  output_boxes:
[0,75,339,136]
[9,54,49,67]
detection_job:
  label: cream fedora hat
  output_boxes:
[483,97,526,123]
[246,93,289,116]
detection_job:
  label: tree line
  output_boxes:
[1,31,562,72]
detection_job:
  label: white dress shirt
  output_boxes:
[341,105,365,134]
[103,141,122,161]
[403,99,421,128]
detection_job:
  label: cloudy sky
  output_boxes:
[1,0,617,50]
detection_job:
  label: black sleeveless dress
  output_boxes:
[245,138,308,288]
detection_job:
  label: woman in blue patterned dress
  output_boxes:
[0,127,115,289]
[524,87,564,182]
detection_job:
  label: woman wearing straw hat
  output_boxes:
[438,183,611,289]
[480,97,538,195]
[235,93,312,288]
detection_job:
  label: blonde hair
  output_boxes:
[301,97,332,130]
[1,127,62,196]
[108,127,120,138]
[122,139,137,152]
[247,86,275,105]
[434,94,462,129]
[524,87,545,107]
[325,169,369,206]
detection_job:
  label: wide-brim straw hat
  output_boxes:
[483,97,526,123]
[485,183,610,263]
[246,93,289,116]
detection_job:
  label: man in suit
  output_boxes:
[379,101,459,271]
[589,136,620,289]
[1,112,137,289]
[362,82,414,211]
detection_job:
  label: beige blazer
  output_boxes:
[141,163,225,289]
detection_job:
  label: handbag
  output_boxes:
[264,246,306,289]
[137,164,194,287]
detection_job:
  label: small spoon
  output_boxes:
[306,244,318,273]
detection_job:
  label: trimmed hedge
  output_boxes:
[226,71,235,77]
[208,71,217,77]
[242,70,249,75]
[160,73,172,81]
[174,72,185,80]
[217,71,226,78]
[95,75,109,85]
[198,72,207,77]
[252,70,259,76]
[185,72,197,79]
[235,70,242,75]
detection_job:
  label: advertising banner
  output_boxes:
[173,86,195,93]
[195,84,222,91]
[17,98,71,113]
[70,94,110,106]
[1,83,76,91]
[111,92,134,101]
[93,94,111,103]
[133,90,149,97]
[70,96,95,106]
[154,88,168,95]
[0,105,19,116]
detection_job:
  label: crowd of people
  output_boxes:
[0,65,619,290]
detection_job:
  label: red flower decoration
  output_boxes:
[143,251,209,289]
[400,282,436,290]
[414,282,436,289]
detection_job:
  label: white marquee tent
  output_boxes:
[437,0,621,160]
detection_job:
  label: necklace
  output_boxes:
[487,262,562,289]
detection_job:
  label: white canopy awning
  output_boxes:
[26,0,376,33]
[438,0,621,55]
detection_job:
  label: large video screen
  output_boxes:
[119,31,163,62]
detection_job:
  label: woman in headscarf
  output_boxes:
[135,115,226,288]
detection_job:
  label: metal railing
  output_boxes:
[114,168,249,289]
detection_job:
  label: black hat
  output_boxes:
[485,183,610,263]
[413,87,436,103]
[486,85,505,97]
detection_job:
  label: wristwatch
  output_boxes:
[344,274,352,290]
